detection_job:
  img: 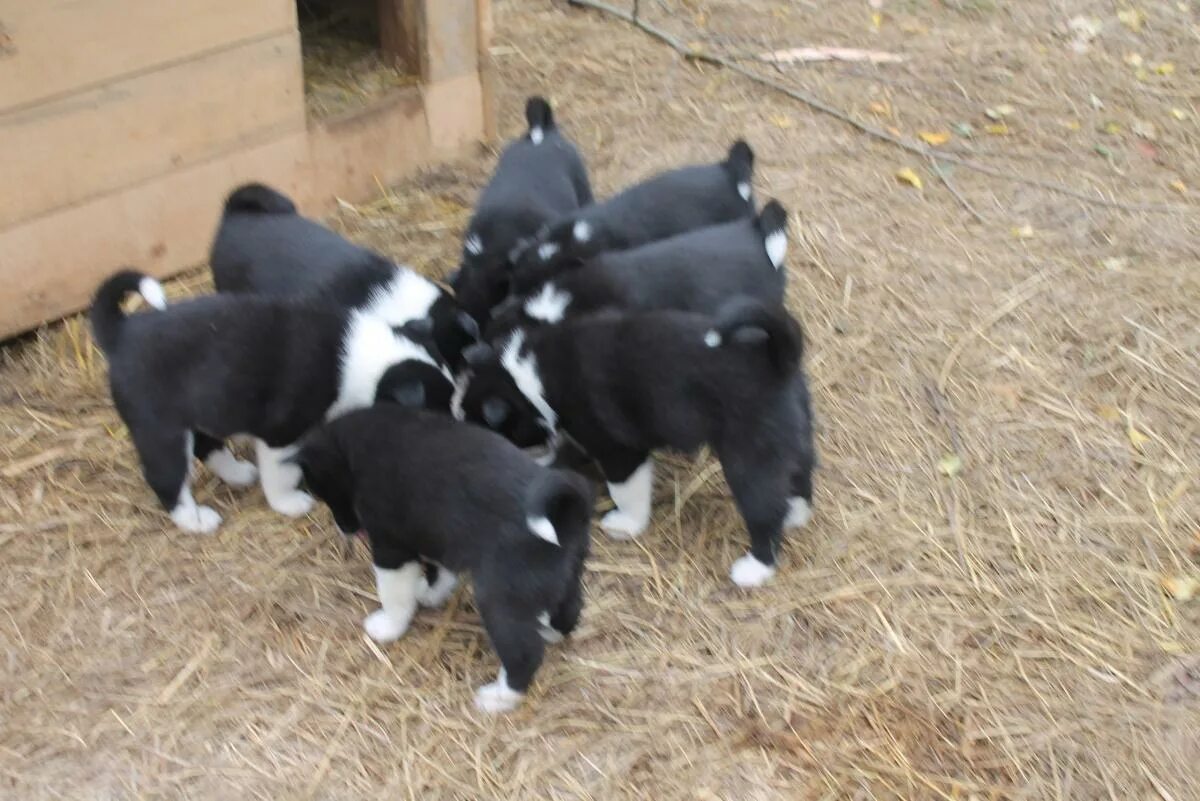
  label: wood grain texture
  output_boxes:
[0,31,306,229]
[0,0,296,112]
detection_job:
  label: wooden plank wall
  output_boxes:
[0,0,491,339]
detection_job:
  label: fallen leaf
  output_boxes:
[761,46,905,64]
[1063,119,1082,131]
[1161,576,1200,602]
[869,100,892,117]
[887,125,903,137]
[1133,119,1158,140]
[1067,16,1103,51]
[769,113,794,129]
[1129,427,1150,450]
[985,104,1016,120]
[1094,144,1114,159]
[1103,121,1123,135]
[1090,93,1105,110]
[1012,224,1034,239]
[1117,8,1145,31]
[1101,256,1127,271]
[1096,404,1123,423]
[953,122,974,138]
[1126,52,1144,67]
[872,11,883,29]
[1155,62,1176,75]
[895,167,923,190]
[1171,107,1189,120]
[1170,179,1187,194]
[1135,140,1159,160]
[1135,67,1150,81]
[937,454,963,477]
[918,130,952,146]
[985,123,1010,135]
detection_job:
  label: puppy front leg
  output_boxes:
[476,608,544,713]
[363,560,422,643]
[599,452,654,540]
[722,451,790,588]
[255,440,314,517]
[195,432,258,487]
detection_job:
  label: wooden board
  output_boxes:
[0,31,306,229]
[0,0,296,113]
[0,132,311,339]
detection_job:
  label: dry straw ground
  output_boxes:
[2,1,1199,798]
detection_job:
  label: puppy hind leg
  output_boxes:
[599,452,654,540]
[721,450,789,588]
[544,560,584,642]
[195,432,258,487]
[363,560,422,643]
[476,609,544,713]
[133,426,221,534]
[255,440,314,517]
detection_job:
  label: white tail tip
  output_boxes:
[530,126,544,145]
[138,277,167,310]
[527,516,560,546]
[704,331,721,348]
[764,230,787,270]
[572,220,592,243]
[738,181,752,201]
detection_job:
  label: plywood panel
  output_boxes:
[0,132,312,339]
[0,0,297,112]
[0,31,305,229]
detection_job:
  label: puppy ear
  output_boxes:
[455,310,481,342]
[383,379,426,408]
[462,342,495,367]
[481,396,510,428]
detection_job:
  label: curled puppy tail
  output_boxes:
[525,96,555,144]
[524,468,594,548]
[90,269,167,354]
[755,199,789,270]
[223,182,297,215]
[704,296,802,378]
[724,139,755,201]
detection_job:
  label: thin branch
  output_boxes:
[566,0,1193,215]
[930,157,986,223]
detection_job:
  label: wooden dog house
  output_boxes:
[0,0,494,338]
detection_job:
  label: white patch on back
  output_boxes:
[523,283,571,323]
[537,242,560,262]
[499,331,557,433]
[764,230,787,270]
[527,515,560,546]
[465,232,483,256]
[138,276,167,310]
[704,330,722,348]
[529,126,544,145]
[737,181,752,202]
[328,311,451,420]
[572,220,592,243]
[362,268,441,327]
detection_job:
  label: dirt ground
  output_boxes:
[2,1,1198,798]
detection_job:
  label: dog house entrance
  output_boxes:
[297,0,419,119]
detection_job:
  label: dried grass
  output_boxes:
[2,0,1199,798]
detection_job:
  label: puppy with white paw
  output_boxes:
[508,140,756,292]
[296,407,593,713]
[452,96,593,326]
[456,298,814,587]
[210,183,479,368]
[90,269,453,533]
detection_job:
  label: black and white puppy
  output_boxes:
[296,406,593,712]
[508,140,756,293]
[452,96,593,326]
[488,200,789,341]
[454,298,814,588]
[210,183,479,368]
[90,270,453,533]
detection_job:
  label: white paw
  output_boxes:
[730,554,777,588]
[268,490,314,518]
[417,570,458,607]
[362,609,410,643]
[785,497,812,529]
[171,504,222,534]
[600,510,647,540]
[205,449,259,487]
[474,681,525,713]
